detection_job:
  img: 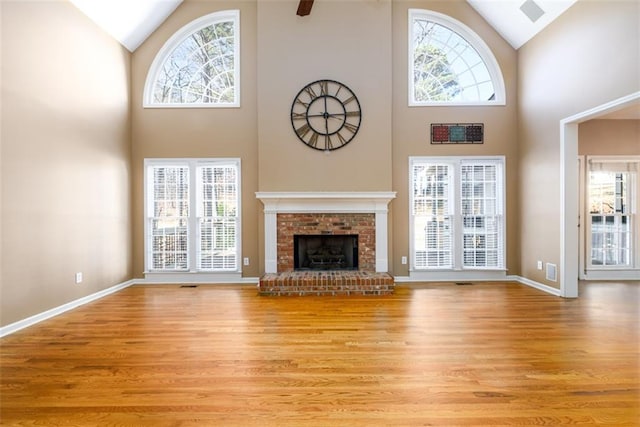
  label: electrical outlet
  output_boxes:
[401,256,407,265]
[537,260,543,270]
[75,272,83,284]
[243,257,249,266]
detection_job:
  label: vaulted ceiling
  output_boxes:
[68,0,639,119]
[69,0,578,52]
[69,0,182,52]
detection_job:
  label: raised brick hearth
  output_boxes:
[259,271,394,296]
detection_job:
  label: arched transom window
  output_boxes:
[409,9,505,106]
[144,10,240,108]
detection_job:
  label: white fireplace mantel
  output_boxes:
[256,192,396,273]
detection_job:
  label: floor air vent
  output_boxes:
[180,285,198,288]
[455,282,473,286]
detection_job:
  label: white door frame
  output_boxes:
[577,156,586,280]
[560,91,640,298]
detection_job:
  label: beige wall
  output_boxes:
[255,0,392,275]
[133,0,517,277]
[6,0,637,328]
[578,118,639,275]
[1,1,132,326]
[391,1,519,276]
[579,119,640,156]
[257,0,392,192]
[131,1,259,277]
[518,0,640,289]
[132,0,393,277]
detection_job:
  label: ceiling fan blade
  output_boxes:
[297,0,314,16]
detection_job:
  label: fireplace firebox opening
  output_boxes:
[294,234,358,271]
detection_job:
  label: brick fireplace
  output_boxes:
[278,213,375,272]
[256,192,396,295]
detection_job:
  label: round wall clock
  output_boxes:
[290,79,362,151]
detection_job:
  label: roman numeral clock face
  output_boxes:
[290,79,362,151]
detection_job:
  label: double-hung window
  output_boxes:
[585,156,639,274]
[410,157,505,274]
[145,159,241,275]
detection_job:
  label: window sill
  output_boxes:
[582,269,639,281]
[409,269,507,282]
[143,271,245,284]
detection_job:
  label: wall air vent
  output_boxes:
[520,0,545,23]
[546,263,557,282]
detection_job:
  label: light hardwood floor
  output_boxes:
[1,281,638,426]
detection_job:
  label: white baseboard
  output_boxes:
[581,270,640,281]
[394,270,507,283]
[407,270,508,282]
[0,279,136,338]
[1,274,562,338]
[510,276,562,296]
[0,276,263,338]
[142,272,260,284]
[393,274,562,297]
[136,276,260,284]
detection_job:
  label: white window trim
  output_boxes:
[143,10,240,108]
[581,155,640,280]
[408,9,506,107]
[409,156,507,281]
[143,158,242,280]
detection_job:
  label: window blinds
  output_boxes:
[411,157,505,271]
[146,160,240,272]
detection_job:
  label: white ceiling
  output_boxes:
[70,0,578,52]
[467,0,577,49]
[69,0,182,51]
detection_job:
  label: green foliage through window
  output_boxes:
[410,10,500,104]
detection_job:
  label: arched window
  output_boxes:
[144,10,240,108]
[409,9,505,106]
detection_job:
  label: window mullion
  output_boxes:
[144,158,241,275]
[452,161,462,270]
[408,9,505,105]
[587,167,637,269]
[410,156,505,273]
[188,162,199,272]
[144,10,240,108]
[634,171,639,269]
